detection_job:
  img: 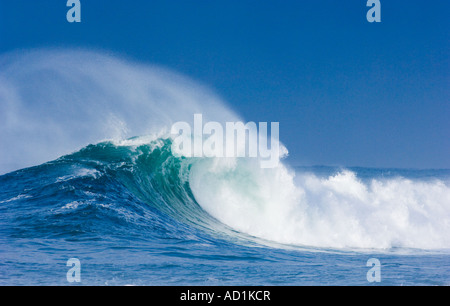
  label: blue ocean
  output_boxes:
[1,138,449,286]
[0,50,449,286]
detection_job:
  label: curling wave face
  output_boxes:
[2,136,449,252]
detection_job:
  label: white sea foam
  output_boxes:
[190,158,450,250]
[55,168,101,183]
[0,194,32,204]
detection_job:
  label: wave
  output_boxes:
[1,49,449,251]
[5,136,448,251]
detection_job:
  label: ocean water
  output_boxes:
[1,138,449,286]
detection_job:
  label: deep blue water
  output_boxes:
[1,139,449,285]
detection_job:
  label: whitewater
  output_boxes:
[0,50,449,285]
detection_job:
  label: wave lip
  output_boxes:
[0,48,239,175]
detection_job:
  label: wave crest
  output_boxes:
[74,138,450,250]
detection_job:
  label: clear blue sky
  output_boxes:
[0,0,448,168]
